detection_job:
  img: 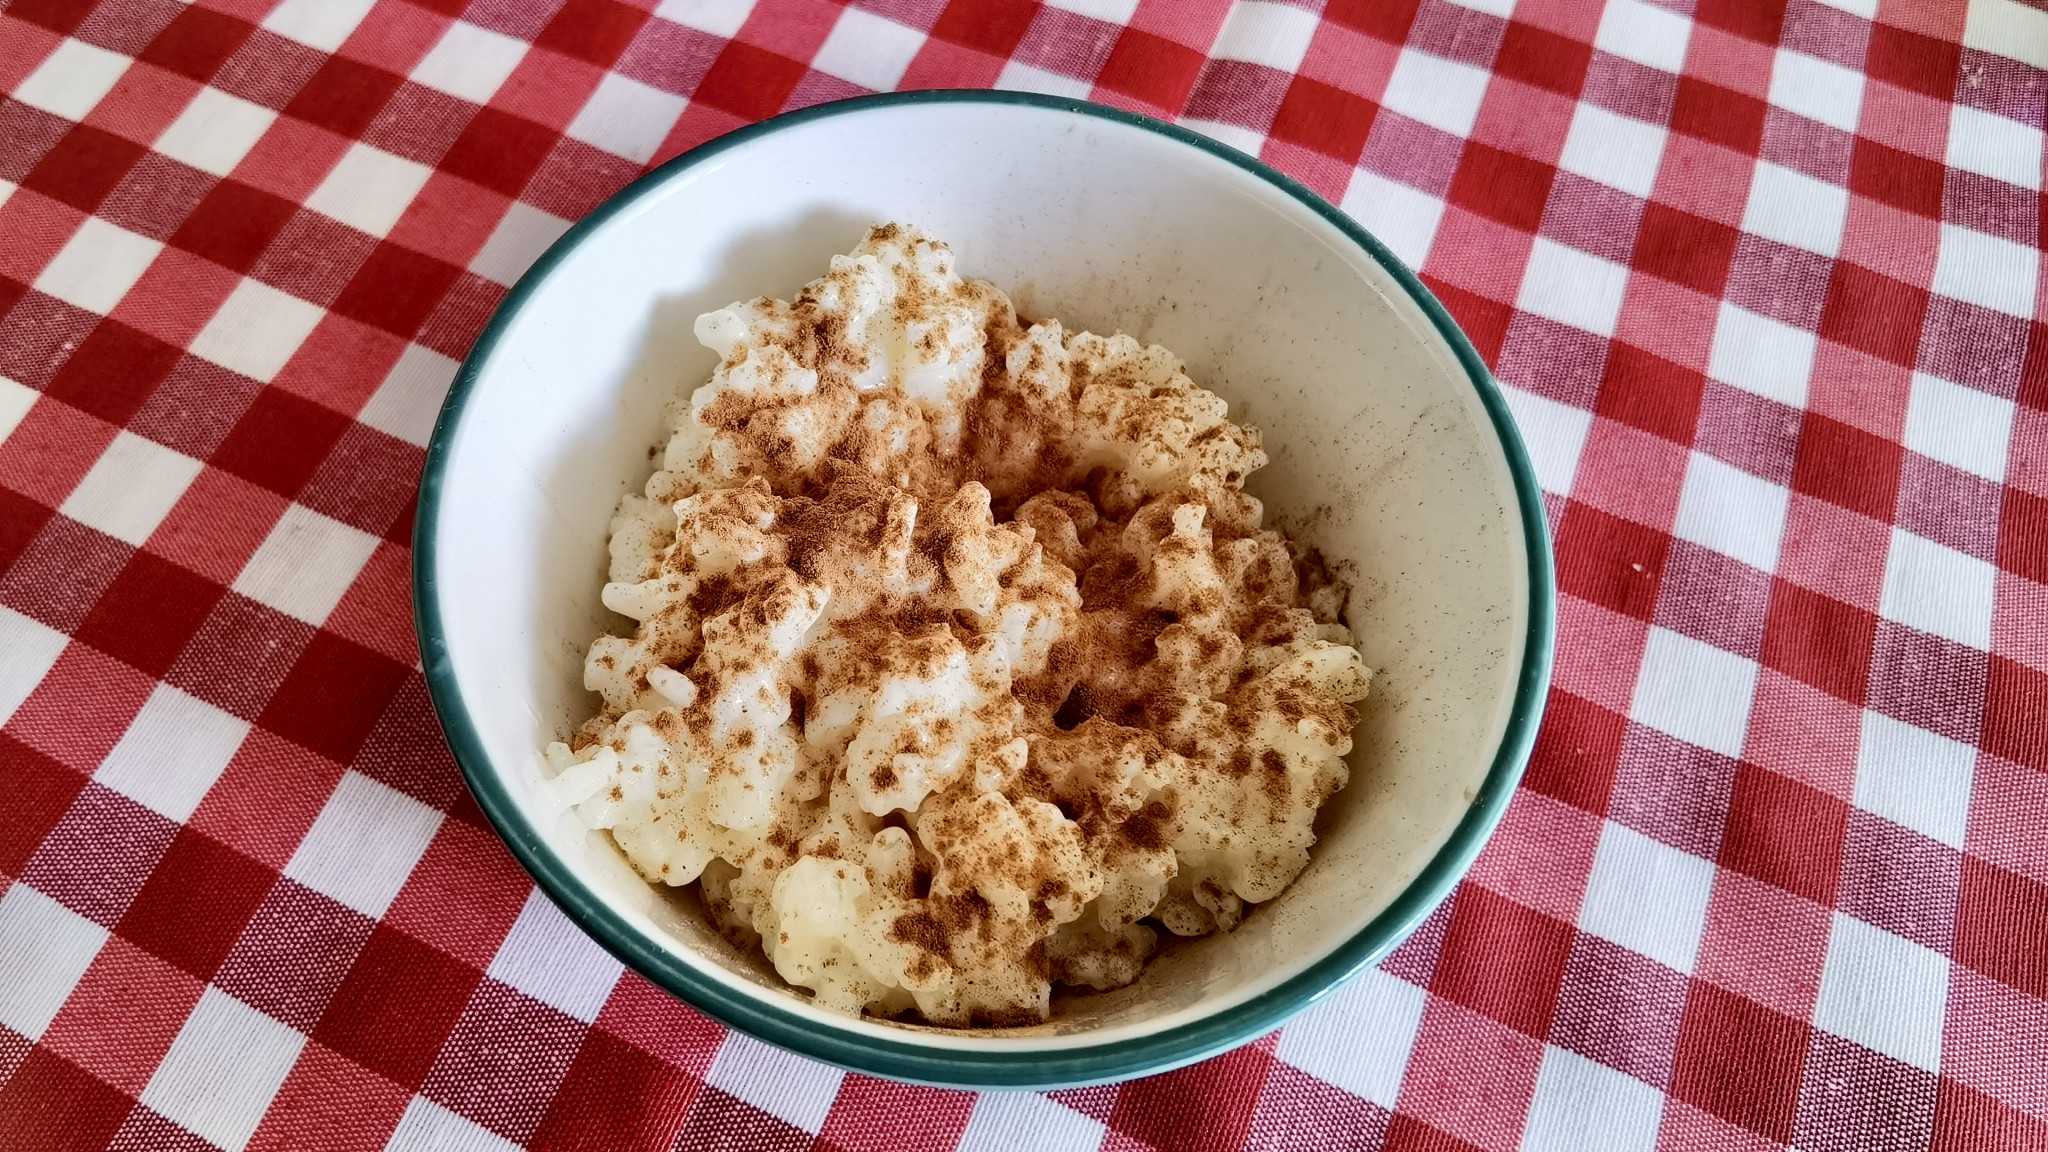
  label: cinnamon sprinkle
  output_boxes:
[552,224,1373,1028]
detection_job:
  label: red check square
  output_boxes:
[258,632,411,765]
[330,240,465,340]
[1671,980,1809,1142]
[1095,27,1207,114]
[283,54,406,139]
[169,178,298,275]
[1719,762,1849,905]
[81,59,199,146]
[21,124,148,215]
[246,1040,411,1152]
[313,923,483,1089]
[1956,856,2048,998]
[44,317,181,426]
[436,106,557,199]
[533,0,650,68]
[1109,1042,1275,1152]
[1325,0,1424,45]
[73,549,223,678]
[1759,579,1877,704]
[0,733,87,878]
[529,1028,703,1152]
[0,395,119,509]
[115,827,277,980]
[40,937,203,1096]
[9,0,97,36]
[186,728,344,870]
[1983,655,2048,776]
[1268,75,1376,163]
[108,246,240,348]
[1865,22,1961,102]
[1430,886,1575,1038]
[138,3,255,81]
[0,1047,134,1152]
[593,975,726,1073]
[1492,21,1587,97]
[929,0,1039,59]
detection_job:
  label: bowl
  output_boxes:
[415,90,1554,1089]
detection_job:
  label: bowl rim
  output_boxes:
[414,89,1556,1089]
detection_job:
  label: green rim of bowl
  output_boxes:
[414,89,1556,1090]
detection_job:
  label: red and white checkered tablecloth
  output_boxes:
[1,0,2044,1146]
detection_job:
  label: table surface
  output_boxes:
[1,0,2045,1148]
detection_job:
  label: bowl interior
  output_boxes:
[423,94,1543,1080]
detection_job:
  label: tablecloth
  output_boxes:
[0,0,2043,1147]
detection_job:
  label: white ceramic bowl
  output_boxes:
[416,91,1553,1088]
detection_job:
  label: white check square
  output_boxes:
[1380,49,1491,139]
[566,72,689,165]
[94,683,250,824]
[261,0,379,52]
[1274,966,1426,1108]
[34,218,163,317]
[995,60,1093,100]
[1708,300,1816,409]
[1210,1,1322,72]
[655,0,757,37]
[0,883,107,1042]
[469,201,573,287]
[1500,385,1592,497]
[1813,913,1948,1072]
[1521,1046,1666,1152]
[359,343,459,448]
[1768,48,1864,134]
[1578,819,1718,973]
[385,1097,524,1152]
[1041,0,1142,20]
[1879,527,1995,651]
[1672,450,1791,574]
[487,888,622,1023]
[1182,118,1266,157]
[1963,0,2048,71]
[1947,104,2042,191]
[153,87,278,179]
[1855,710,1975,849]
[0,375,33,444]
[1741,161,1849,258]
[1341,169,1446,271]
[232,503,380,627]
[1595,0,1692,74]
[411,21,529,105]
[1558,102,1668,200]
[0,606,68,727]
[305,143,435,239]
[957,1092,1106,1152]
[1902,371,2015,484]
[1932,222,2038,319]
[141,987,305,1152]
[285,771,443,919]
[1631,625,1759,760]
[14,39,130,122]
[812,6,927,92]
[705,1033,844,1133]
[1517,238,1630,337]
[190,278,326,383]
[58,431,203,546]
